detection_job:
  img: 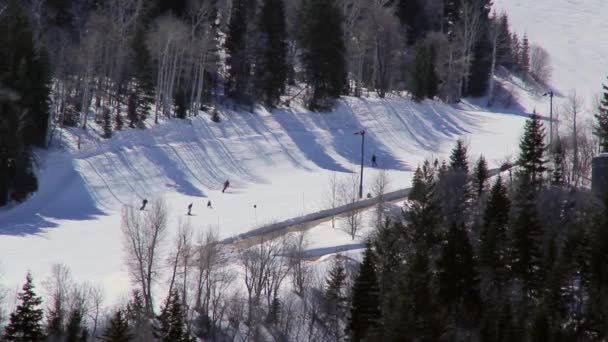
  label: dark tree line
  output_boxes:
[346,114,608,341]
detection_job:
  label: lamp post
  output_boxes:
[354,130,365,199]
[543,91,554,148]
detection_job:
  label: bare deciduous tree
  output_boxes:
[530,44,552,85]
[339,173,362,240]
[288,231,312,296]
[371,169,390,229]
[121,198,169,315]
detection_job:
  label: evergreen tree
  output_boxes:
[155,290,192,342]
[103,108,113,139]
[125,290,152,339]
[497,13,514,68]
[449,139,469,173]
[299,0,347,109]
[473,155,489,198]
[437,222,481,330]
[594,78,608,152]
[3,273,45,341]
[511,175,544,301]
[225,0,251,101]
[256,0,288,106]
[65,307,87,342]
[347,241,381,341]
[384,247,440,341]
[466,0,493,97]
[406,160,441,247]
[173,88,187,119]
[410,43,438,101]
[101,310,134,342]
[397,0,423,45]
[520,33,531,75]
[479,176,511,288]
[128,26,155,128]
[517,112,547,191]
[551,137,565,186]
[511,32,521,70]
[325,256,347,341]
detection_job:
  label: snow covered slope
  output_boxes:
[0,96,527,303]
[493,0,608,106]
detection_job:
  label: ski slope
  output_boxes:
[493,0,608,110]
[0,95,529,303]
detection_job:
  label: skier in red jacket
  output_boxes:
[222,180,230,193]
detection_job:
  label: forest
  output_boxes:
[0,0,545,204]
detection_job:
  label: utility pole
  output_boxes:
[354,130,365,199]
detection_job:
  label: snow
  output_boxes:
[0,94,529,304]
[493,0,608,111]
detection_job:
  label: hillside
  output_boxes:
[0,94,529,302]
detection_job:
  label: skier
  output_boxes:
[140,199,148,210]
[371,154,378,167]
[188,203,193,216]
[207,200,212,209]
[222,180,230,193]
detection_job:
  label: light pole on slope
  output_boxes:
[354,130,365,199]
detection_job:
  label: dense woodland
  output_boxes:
[0,0,547,205]
[4,0,608,341]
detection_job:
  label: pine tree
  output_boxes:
[155,290,192,342]
[520,33,531,75]
[128,26,155,128]
[511,32,521,70]
[517,112,547,191]
[225,0,250,101]
[437,222,481,329]
[407,160,441,247]
[479,176,511,288]
[497,13,514,68]
[594,78,608,152]
[397,0,422,45]
[101,310,134,342]
[551,137,565,186]
[347,241,382,341]
[65,307,87,342]
[384,247,440,341]
[325,256,347,341]
[103,108,113,139]
[4,273,45,341]
[473,155,489,198]
[256,0,287,106]
[466,0,493,97]
[299,0,346,109]
[449,139,469,173]
[410,43,438,101]
[174,88,187,119]
[125,290,151,339]
[511,175,544,301]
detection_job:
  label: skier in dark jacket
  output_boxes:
[371,154,377,167]
[222,180,230,193]
[188,203,193,215]
[140,199,148,210]
[207,200,212,209]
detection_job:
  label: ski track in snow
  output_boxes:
[0,94,531,302]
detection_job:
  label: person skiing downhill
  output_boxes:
[222,180,230,193]
[371,154,377,167]
[140,199,148,210]
[207,200,212,209]
[188,203,193,215]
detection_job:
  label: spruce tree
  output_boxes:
[551,137,565,186]
[128,26,155,127]
[473,155,489,198]
[397,0,422,45]
[511,32,521,70]
[174,88,187,119]
[256,0,288,106]
[225,0,250,101]
[347,241,381,342]
[65,307,87,342]
[101,310,134,342]
[517,112,547,191]
[437,222,481,329]
[325,256,347,341]
[406,160,441,247]
[3,273,45,341]
[511,175,544,301]
[466,0,493,97]
[155,290,192,342]
[299,0,346,109]
[449,139,469,173]
[410,44,438,101]
[479,175,511,288]
[520,33,531,75]
[594,78,608,152]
